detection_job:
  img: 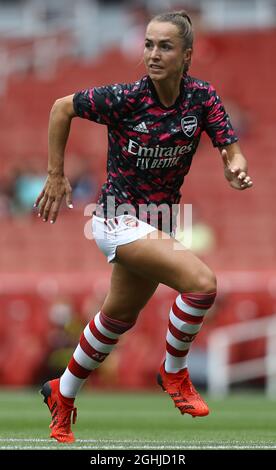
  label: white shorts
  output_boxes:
[92,214,157,263]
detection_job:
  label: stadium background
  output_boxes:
[0,0,276,450]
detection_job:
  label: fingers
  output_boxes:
[225,159,253,189]
[34,175,74,222]
[231,174,253,190]
[221,149,231,168]
[37,194,48,219]
[65,187,73,209]
[240,176,253,189]
[34,191,73,223]
[49,197,63,224]
[39,195,54,221]
[35,195,67,222]
[35,195,62,223]
[244,177,253,186]
[237,171,247,181]
[238,172,253,188]
[33,189,45,208]
[231,167,243,176]
[222,150,241,177]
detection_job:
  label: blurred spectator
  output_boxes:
[13,171,45,213]
[10,160,46,215]
[0,155,98,217]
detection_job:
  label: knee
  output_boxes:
[180,269,217,310]
[178,267,217,294]
[196,269,217,294]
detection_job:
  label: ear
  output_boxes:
[184,48,192,63]
[183,48,192,71]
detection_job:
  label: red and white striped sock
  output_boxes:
[60,311,135,398]
[165,291,216,373]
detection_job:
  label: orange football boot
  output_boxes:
[41,378,77,443]
[157,363,209,417]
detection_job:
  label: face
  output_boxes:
[144,21,191,82]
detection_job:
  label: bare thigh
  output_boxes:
[115,232,217,294]
[102,262,159,323]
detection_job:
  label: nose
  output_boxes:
[150,46,161,60]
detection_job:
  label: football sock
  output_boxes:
[165,291,216,373]
[60,311,135,398]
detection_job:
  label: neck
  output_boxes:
[152,75,183,107]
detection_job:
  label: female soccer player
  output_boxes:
[35,11,253,443]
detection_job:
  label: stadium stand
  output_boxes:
[0,29,275,388]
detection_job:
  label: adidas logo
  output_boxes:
[133,121,149,133]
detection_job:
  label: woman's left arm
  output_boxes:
[219,142,253,190]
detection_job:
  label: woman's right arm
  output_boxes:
[34,94,76,223]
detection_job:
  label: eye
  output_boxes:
[145,41,152,49]
[161,44,172,51]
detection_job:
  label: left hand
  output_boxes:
[222,149,253,190]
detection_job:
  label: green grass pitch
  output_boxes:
[0,388,275,450]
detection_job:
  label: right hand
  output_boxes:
[34,174,73,223]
